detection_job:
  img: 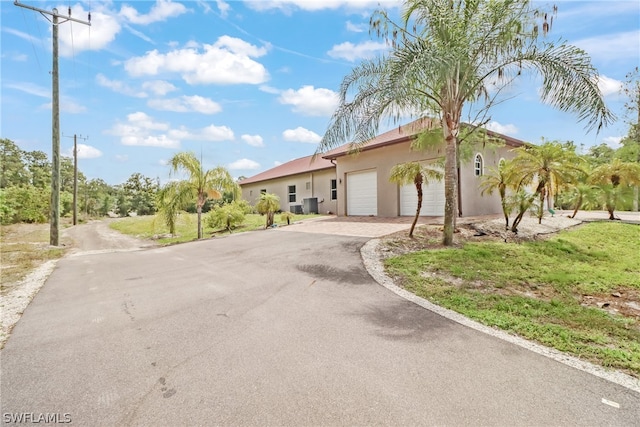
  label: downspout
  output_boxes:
[457,166,462,217]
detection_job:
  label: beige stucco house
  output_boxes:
[239,119,526,217]
[239,155,338,214]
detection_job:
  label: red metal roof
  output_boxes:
[238,154,335,186]
[321,117,527,159]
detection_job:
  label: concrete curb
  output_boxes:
[360,238,640,394]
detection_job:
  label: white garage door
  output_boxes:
[347,170,377,216]
[400,179,445,216]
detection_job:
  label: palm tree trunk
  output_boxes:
[197,205,202,239]
[410,175,423,238]
[442,116,458,246]
[571,193,583,219]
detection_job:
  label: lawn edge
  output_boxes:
[360,238,640,394]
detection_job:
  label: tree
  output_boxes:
[317,0,612,246]
[207,201,246,233]
[168,152,236,239]
[0,138,28,188]
[122,173,159,216]
[506,141,584,224]
[255,193,280,228]
[24,150,50,188]
[479,162,512,230]
[589,159,640,219]
[389,161,442,237]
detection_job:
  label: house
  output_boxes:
[239,119,526,217]
[239,155,338,214]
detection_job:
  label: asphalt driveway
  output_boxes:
[1,228,639,425]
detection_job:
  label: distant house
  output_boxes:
[239,155,338,214]
[239,119,527,217]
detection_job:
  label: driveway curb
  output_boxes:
[360,238,640,394]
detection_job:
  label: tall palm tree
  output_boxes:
[505,141,585,224]
[168,152,236,239]
[389,161,443,237]
[589,159,640,219]
[316,0,612,246]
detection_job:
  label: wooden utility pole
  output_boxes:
[64,133,88,225]
[14,1,90,245]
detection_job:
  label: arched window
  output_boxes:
[474,154,484,176]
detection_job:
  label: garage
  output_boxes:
[346,170,377,216]
[399,178,445,216]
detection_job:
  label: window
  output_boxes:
[260,189,266,194]
[249,190,253,196]
[330,179,337,200]
[288,185,296,203]
[305,181,311,190]
[474,154,484,176]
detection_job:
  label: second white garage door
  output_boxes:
[347,170,377,216]
[399,179,445,216]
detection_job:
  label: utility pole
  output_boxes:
[64,133,88,225]
[14,1,90,246]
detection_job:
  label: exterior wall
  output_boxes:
[459,144,518,216]
[335,140,519,217]
[240,169,337,214]
[335,141,445,217]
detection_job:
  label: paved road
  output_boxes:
[2,227,639,426]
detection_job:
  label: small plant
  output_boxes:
[255,193,280,228]
[280,211,294,225]
[206,201,246,233]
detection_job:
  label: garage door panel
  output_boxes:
[400,180,445,216]
[347,170,377,216]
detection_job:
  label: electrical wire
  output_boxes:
[19,4,42,73]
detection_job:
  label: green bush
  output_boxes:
[206,201,246,232]
[0,186,49,223]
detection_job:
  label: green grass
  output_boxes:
[385,222,640,376]
[109,212,322,245]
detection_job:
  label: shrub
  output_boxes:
[206,201,246,232]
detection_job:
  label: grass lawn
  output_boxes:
[109,212,322,245]
[384,222,640,377]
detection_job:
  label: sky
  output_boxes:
[1,0,639,185]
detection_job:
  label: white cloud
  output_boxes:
[259,85,281,94]
[6,82,49,98]
[216,0,231,18]
[142,80,178,96]
[282,127,322,144]
[119,0,188,25]
[241,134,264,147]
[279,86,339,116]
[274,161,283,166]
[96,74,147,98]
[603,136,622,147]
[228,158,260,170]
[148,95,222,114]
[485,121,518,135]
[246,0,398,12]
[201,124,235,141]
[124,36,269,85]
[596,75,623,97]
[346,20,366,32]
[58,5,121,57]
[327,41,387,61]
[574,30,640,63]
[107,112,178,148]
[115,155,129,162]
[41,100,87,114]
[65,144,103,159]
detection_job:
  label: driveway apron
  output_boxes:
[1,230,639,426]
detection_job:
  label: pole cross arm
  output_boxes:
[14,1,91,26]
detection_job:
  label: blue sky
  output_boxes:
[1,0,639,185]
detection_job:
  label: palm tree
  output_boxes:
[168,152,236,239]
[255,193,280,228]
[508,141,585,224]
[156,181,191,236]
[389,161,443,238]
[589,159,640,219]
[316,0,612,246]
[479,162,512,230]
